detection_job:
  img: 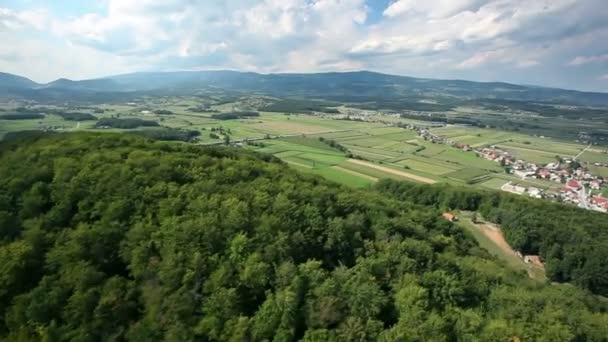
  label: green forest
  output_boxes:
[375,181,608,296]
[0,133,607,341]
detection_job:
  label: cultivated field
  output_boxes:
[2,96,607,191]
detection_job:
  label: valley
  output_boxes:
[4,91,608,213]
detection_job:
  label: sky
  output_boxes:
[0,0,607,92]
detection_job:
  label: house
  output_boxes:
[591,196,608,210]
[590,179,601,190]
[527,187,542,199]
[546,162,559,170]
[514,170,535,179]
[537,169,550,179]
[442,213,457,222]
[566,179,582,191]
[524,255,543,267]
[502,182,526,195]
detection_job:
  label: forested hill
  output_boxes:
[374,181,608,297]
[0,133,607,340]
[2,70,608,106]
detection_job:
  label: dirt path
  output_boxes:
[573,143,592,161]
[477,222,520,259]
[332,166,378,181]
[346,159,436,184]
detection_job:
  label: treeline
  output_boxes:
[263,99,341,114]
[55,112,97,121]
[0,113,44,120]
[95,117,160,129]
[211,111,260,120]
[1,107,97,121]
[153,109,174,115]
[356,100,454,112]
[0,133,606,340]
[374,179,608,296]
[471,99,608,120]
[400,113,484,126]
[132,128,201,142]
[187,106,219,113]
[318,137,350,154]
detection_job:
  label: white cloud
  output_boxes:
[569,54,608,66]
[0,0,607,90]
[384,0,487,19]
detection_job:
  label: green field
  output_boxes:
[397,158,456,175]
[478,177,509,190]
[2,99,605,196]
[445,168,491,183]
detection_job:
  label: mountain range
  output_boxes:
[1,70,607,106]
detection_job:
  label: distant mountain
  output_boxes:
[1,70,607,106]
[0,72,39,89]
[42,78,121,92]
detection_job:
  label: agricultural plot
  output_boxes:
[435,149,503,171]
[313,167,376,188]
[345,159,436,184]
[445,168,491,184]
[383,142,422,154]
[496,144,561,165]
[578,150,608,164]
[478,177,509,190]
[278,136,340,151]
[397,158,457,175]
[249,120,334,134]
[587,165,608,178]
[340,145,403,159]
[337,136,396,148]
[373,131,419,141]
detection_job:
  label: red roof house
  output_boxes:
[566,179,582,190]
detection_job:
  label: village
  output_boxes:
[415,126,608,213]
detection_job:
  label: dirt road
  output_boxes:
[346,159,436,184]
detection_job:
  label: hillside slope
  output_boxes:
[1,70,607,106]
[0,133,606,340]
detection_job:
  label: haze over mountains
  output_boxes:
[1,70,608,106]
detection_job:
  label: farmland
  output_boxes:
[2,96,608,192]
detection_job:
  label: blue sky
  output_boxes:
[0,0,607,92]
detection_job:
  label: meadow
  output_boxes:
[2,97,607,190]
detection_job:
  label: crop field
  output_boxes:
[579,150,608,164]
[496,144,564,164]
[3,97,603,193]
[445,168,491,182]
[396,158,457,175]
[478,177,509,190]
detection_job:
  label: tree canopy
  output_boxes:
[0,133,606,341]
[375,179,608,297]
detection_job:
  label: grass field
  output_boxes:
[478,177,509,190]
[445,168,491,183]
[3,99,605,197]
[397,158,456,175]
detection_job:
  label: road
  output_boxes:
[573,143,592,161]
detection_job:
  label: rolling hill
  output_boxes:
[1,70,607,106]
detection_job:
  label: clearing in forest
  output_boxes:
[458,215,546,281]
